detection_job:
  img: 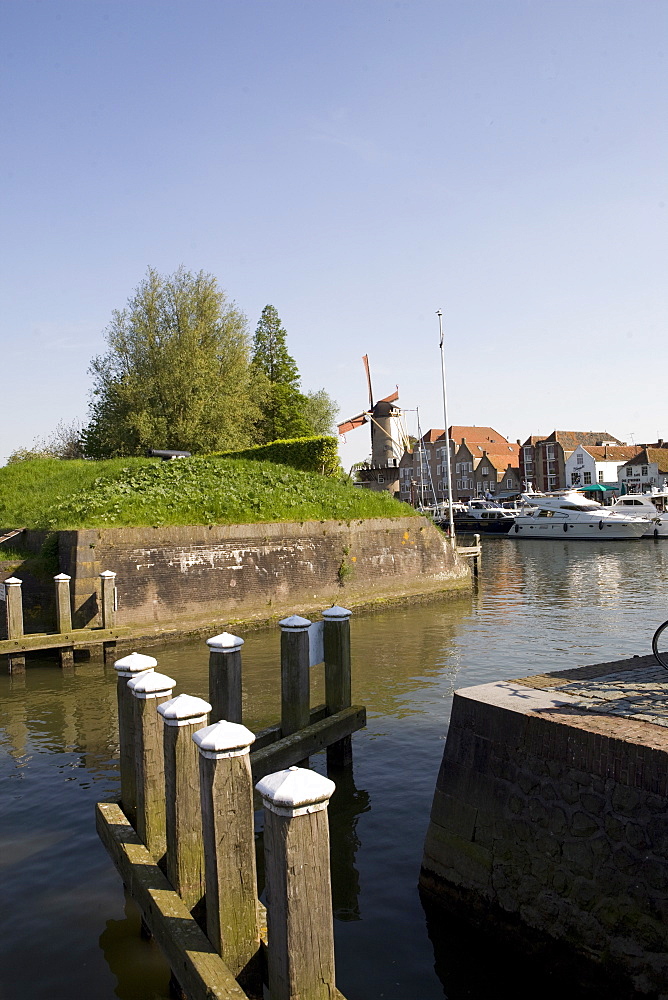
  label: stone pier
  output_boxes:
[420,653,668,997]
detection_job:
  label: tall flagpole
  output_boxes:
[437,310,456,546]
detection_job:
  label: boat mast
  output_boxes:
[437,310,456,546]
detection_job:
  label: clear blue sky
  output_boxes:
[2,0,666,468]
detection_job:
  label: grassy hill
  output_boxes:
[0,457,415,530]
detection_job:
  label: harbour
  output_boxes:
[4,537,668,999]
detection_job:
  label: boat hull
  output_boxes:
[510,519,647,540]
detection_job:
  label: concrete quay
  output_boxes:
[420,653,668,998]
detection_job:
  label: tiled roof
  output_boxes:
[420,429,445,443]
[581,445,642,461]
[548,430,624,449]
[620,448,668,472]
[448,426,511,447]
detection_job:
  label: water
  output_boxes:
[2,537,668,1000]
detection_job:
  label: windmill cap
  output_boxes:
[256,766,335,816]
[193,720,255,757]
[157,693,211,725]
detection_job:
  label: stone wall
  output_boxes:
[420,672,668,996]
[57,516,469,629]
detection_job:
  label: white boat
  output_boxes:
[609,490,668,538]
[510,490,650,540]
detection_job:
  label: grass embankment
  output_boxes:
[0,457,415,530]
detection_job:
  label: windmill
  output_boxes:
[337,356,406,491]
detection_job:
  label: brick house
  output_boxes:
[398,426,520,504]
[519,431,624,491]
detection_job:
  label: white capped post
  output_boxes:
[128,669,176,858]
[193,720,260,990]
[114,651,157,825]
[158,693,212,911]
[257,766,337,1000]
[206,631,244,724]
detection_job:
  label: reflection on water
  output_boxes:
[2,539,667,998]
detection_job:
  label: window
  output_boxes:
[642,466,648,476]
[456,480,461,489]
[455,463,461,473]
[576,452,584,466]
[571,473,580,485]
[547,476,558,489]
[481,466,489,476]
[523,447,533,460]
[506,478,512,488]
[546,445,555,459]
[598,471,604,483]
[627,468,633,477]
[525,462,534,473]
[584,472,592,484]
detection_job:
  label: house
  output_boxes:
[398,425,520,504]
[618,448,668,493]
[520,431,625,491]
[564,444,642,491]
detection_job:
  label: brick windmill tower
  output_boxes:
[337,356,405,494]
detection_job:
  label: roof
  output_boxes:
[449,426,511,447]
[544,430,625,449]
[619,448,668,472]
[420,428,445,443]
[577,445,642,462]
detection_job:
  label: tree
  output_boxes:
[81,267,258,458]
[250,305,312,443]
[6,420,84,464]
[302,389,339,435]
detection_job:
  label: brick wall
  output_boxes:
[420,676,668,995]
[59,516,469,629]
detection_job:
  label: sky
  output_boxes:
[2,0,667,469]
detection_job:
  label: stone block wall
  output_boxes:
[57,516,469,629]
[420,679,668,996]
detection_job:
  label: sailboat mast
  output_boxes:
[437,310,456,546]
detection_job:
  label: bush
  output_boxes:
[212,436,340,476]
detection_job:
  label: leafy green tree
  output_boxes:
[303,389,339,435]
[250,305,338,443]
[250,305,308,442]
[82,267,257,458]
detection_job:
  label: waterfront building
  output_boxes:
[519,430,624,491]
[617,446,668,492]
[564,444,641,492]
[398,426,520,504]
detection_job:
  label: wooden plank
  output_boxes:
[0,626,130,655]
[253,705,328,751]
[250,706,366,782]
[96,801,249,1000]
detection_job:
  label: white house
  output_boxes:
[564,444,641,491]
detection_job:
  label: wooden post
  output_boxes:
[322,605,353,768]
[54,573,73,668]
[280,615,311,737]
[100,569,117,627]
[158,692,211,912]
[193,720,260,990]
[128,670,176,858]
[257,766,337,1000]
[206,632,244,724]
[113,651,157,826]
[4,576,25,673]
[100,569,117,663]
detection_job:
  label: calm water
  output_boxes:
[2,538,668,1000]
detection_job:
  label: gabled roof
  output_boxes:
[449,426,511,447]
[544,430,624,449]
[619,448,668,473]
[578,445,642,462]
[420,428,445,444]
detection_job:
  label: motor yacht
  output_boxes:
[510,490,650,540]
[608,490,668,538]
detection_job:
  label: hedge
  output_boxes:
[212,436,340,476]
